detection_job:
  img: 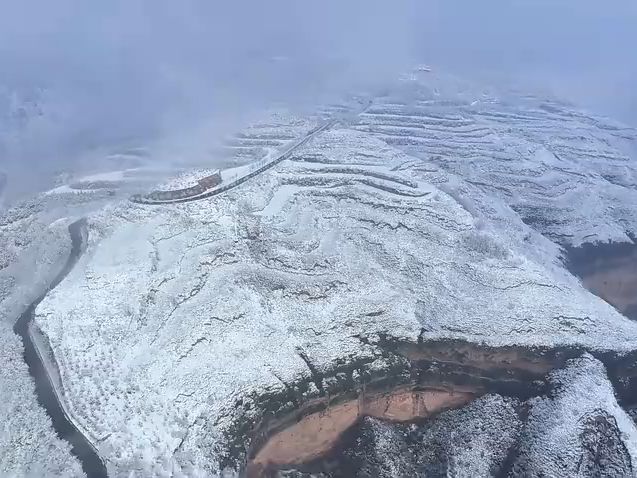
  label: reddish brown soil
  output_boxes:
[247,387,476,476]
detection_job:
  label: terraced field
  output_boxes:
[354,87,637,247]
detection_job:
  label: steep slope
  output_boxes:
[2,73,636,477]
[275,356,637,478]
[34,122,637,475]
[511,355,637,477]
[355,72,637,324]
[355,74,637,247]
[0,169,171,477]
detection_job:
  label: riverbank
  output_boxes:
[12,219,108,478]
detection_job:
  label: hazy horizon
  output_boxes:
[1,0,636,200]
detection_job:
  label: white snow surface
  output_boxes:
[0,220,72,324]
[0,322,85,478]
[1,78,636,476]
[356,74,637,246]
[514,355,637,476]
[34,123,637,475]
[0,220,85,477]
[0,174,174,477]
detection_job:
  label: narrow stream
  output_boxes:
[12,218,108,478]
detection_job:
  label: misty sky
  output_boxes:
[1,0,636,197]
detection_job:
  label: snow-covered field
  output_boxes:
[1,74,637,476]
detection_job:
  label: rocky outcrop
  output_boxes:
[510,356,637,477]
[236,338,637,476]
[269,357,637,478]
[311,393,522,478]
[249,388,476,475]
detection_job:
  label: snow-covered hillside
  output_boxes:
[1,72,636,477]
[355,74,637,247]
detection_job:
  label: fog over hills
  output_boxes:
[1,2,637,478]
[1,1,636,201]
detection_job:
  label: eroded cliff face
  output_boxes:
[238,337,637,476]
[263,356,637,478]
[249,388,476,475]
[565,241,637,321]
[275,395,522,478]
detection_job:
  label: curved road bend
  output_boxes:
[131,119,338,205]
[13,218,108,478]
